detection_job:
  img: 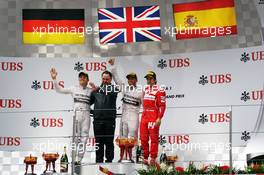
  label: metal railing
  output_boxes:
[0,104,263,174]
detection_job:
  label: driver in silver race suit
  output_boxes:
[50,68,96,165]
[108,58,143,163]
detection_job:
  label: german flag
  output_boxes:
[22,9,85,44]
[173,0,237,40]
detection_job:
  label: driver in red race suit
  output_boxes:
[140,71,166,165]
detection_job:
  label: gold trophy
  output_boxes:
[126,138,137,163]
[116,138,127,162]
[24,155,37,175]
[116,137,137,163]
[42,153,59,174]
[166,155,178,167]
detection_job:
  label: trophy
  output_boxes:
[116,138,127,162]
[24,155,37,175]
[166,155,178,167]
[116,137,137,163]
[126,138,137,163]
[42,153,59,174]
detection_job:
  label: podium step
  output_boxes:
[75,162,141,175]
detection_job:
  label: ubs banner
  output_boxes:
[1,46,264,162]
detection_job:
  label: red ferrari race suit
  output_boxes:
[140,85,166,160]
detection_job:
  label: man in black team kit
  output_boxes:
[90,70,119,163]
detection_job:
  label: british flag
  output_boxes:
[98,5,161,44]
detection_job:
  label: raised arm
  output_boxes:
[50,68,73,94]
[108,58,124,88]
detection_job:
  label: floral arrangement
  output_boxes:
[137,162,264,175]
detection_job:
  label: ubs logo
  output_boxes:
[74,61,106,72]
[31,80,64,90]
[30,117,64,128]
[0,62,23,71]
[157,58,190,69]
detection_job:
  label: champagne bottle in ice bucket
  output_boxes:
[60,146,69,173]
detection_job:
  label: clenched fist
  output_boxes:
[108,58,115,66]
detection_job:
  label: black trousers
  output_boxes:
[93,120,116,163]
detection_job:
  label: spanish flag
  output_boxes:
[173,0,237,40]
[22,9,85,44]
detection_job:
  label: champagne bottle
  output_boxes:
[60,146,69,173]
[136,141,142,163]
[159,146,167,164]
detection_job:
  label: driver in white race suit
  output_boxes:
[50,68,96,165]
[108,58,143,163]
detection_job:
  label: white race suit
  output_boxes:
[110,66,143,139]
[54,80,92,162]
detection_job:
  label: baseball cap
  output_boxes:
[78,72,88,79]
[126,72,137,80]
[144,71,156,79]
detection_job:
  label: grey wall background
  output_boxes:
[0,0,263,58]
[255,0,264,24]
